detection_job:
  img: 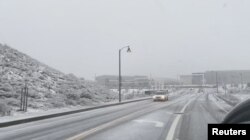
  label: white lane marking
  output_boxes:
[165,100,192,140]
[66,109,146,140]
[133,120,164,128]
[67,94,192,140]
[166,111,172,115]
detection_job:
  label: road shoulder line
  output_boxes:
[165,99,193,140]
[66,95,189,140]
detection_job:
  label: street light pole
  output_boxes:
[118,46,131,103]
[119,49,122,103]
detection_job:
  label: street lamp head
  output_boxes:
[127,46,131,53]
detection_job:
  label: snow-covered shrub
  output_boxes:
[65,99,77,106]
[80,92,92,99]
[44,92,53,98]
[0,91,18,98]
[0,83,13,92]
[124,94,134,100]
[29,103,41,109]
[28,89,43,99]
[6,98,19,107]
[51,101,65,108]
[78,98,93,105]
[0,101,11,116]
[65,92,80,100]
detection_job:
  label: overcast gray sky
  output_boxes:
[0,0,250,80]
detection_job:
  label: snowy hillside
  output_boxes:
[0,44,115,115]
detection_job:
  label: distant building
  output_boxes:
[180,73,204,85]
[204,70,250,85]
[150,77,180,89]
[192,73,204,85]
[95,75,150,89]
[180,75,193,85]
[180,70,250,86]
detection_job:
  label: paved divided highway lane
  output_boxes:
[0,90,232,140]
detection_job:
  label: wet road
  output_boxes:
[0,90,233,140]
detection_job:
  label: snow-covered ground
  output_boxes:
[208,93,232,112]
[111,89,154,100]
[234,94,250,101]
[0,105,92,123]
[0,88,186,123]
[231,89,250,102]
[0,96,153,123]
[212,87,250,106]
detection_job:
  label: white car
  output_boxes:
[153,91,168,101]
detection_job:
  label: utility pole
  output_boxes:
[20,88,24,111]
[202,73,205,93]
[149,73,152,90]
[24,82,28,112]
[240,73,243,90]
[20,81,28,112]
[216,72,219,93]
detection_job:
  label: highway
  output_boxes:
[0,89,233,140]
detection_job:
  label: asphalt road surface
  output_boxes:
[0,89,233,140]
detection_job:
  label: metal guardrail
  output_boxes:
[0,97,151,128]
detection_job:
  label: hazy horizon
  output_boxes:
[1,0,250,80]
